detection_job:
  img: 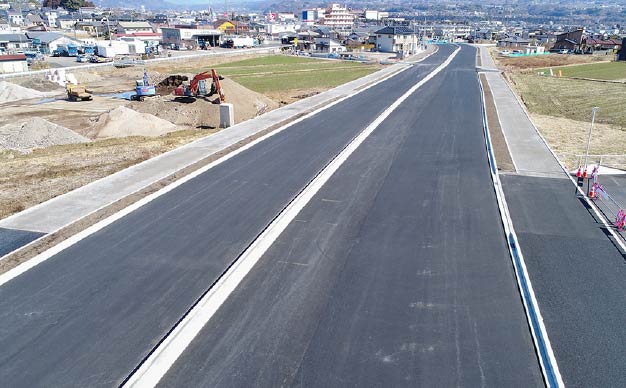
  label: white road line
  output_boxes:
[122,46,461,388]
[0,51,432,286]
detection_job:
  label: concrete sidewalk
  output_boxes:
[477,45,564,178]
[0,47,436,257]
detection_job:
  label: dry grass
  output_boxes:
[531,114,626,170]
[508,73,626,128]
[492,48,608,71]
[0,129,212,220]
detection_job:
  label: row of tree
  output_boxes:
[42,0,95,12]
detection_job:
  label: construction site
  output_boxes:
[0,52,382,220]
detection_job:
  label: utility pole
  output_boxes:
[584,107,600,171]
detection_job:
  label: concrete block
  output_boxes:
[220,103,234,128]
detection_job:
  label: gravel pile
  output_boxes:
[0,117,89,153]
[0,81,51,104]
[92,106,178,138]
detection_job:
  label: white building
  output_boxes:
[161,27,222,49]
[301,8,325,25]
[322,4,354,29]
[314,36,346,52]
[116,21,153,34]
[374,26,419,54]
[364,10,388,21]
[0,54,28,73]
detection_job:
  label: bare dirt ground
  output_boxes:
[490,47,608,71]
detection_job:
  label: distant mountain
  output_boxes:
[96,0,256,10]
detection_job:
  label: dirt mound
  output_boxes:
[92,106,178,139]
[13,77,65,93]
[156,74,189,95]
[0,117,89,153]
[0,81,51,104]
[129,77,279,129]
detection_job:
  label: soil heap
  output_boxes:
[0,117,89,153]
[0,81,50,104]
[92,106,178,138]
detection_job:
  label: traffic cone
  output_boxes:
[583,169,588,178]
[588,188,596,199]
[576,166,582,177]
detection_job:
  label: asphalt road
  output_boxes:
[502,174,626,387]
[0,47,459,387]
[159,45,543,387]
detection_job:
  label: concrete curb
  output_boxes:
[477,72,564,388]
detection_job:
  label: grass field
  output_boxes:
[537,61,626,80]
[509,73,626,128]
[211,56,381,93]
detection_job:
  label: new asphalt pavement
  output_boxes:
[0,46,500,387]
[158,45,543,387]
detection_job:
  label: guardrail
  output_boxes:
[0,46,281,80]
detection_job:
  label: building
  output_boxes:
[0,33,32,51]
[301,8,325,25]
[584,38,622,53]
[364,10,388,21]
[322,4,354,29]
[56,14,77,30]
[552,29,584,53]
[0,54,28,74]
[27,31,83,54]
[116,21,153,34]
[497,35,531,48]
[161,27,222,49]
[374,26,419,54]
[314,36,345,53]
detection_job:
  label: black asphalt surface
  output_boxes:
[0,227,44,257]
[160,46,543,387]
[502,174,626,387]
[0,47,461,387]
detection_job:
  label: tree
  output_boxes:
[42,0,94,11]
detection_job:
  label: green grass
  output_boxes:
[538,61,626,80]
[211,55,380,93]
[510,73,626,128]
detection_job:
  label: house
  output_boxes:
[374,26,419,54]
[26,14,44,27]
[497,35,531,48]
[6,10,24,26]
[0,33,32,51]
[56,14,77,30]
[314,37,345,53]
[116,21,153,34]
[553,29,584,53]
[583,38,622,53]
[42,11,58,28]
[0,18,9,31]
[0,54,28,73]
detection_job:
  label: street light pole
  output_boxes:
[584,106,599,171]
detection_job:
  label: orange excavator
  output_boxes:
[174,69,225,103]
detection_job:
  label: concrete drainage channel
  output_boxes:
[0,47,438,275]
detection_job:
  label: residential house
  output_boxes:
[552,29,584,53]
[56,14,77,30]
[42,11,58,28]
[6,10,24,26]
[0,18,9,31]
[374,26,419,54]
[0,53,28,73]
[0,33,32,51]
[497,35,531,48]
[583,38,622,53]
[314,36,345,53]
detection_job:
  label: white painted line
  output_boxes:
[478,73,564,388]
[0,48,434,285]
[122,46,461,388]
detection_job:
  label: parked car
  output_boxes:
[76,55,89,63]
